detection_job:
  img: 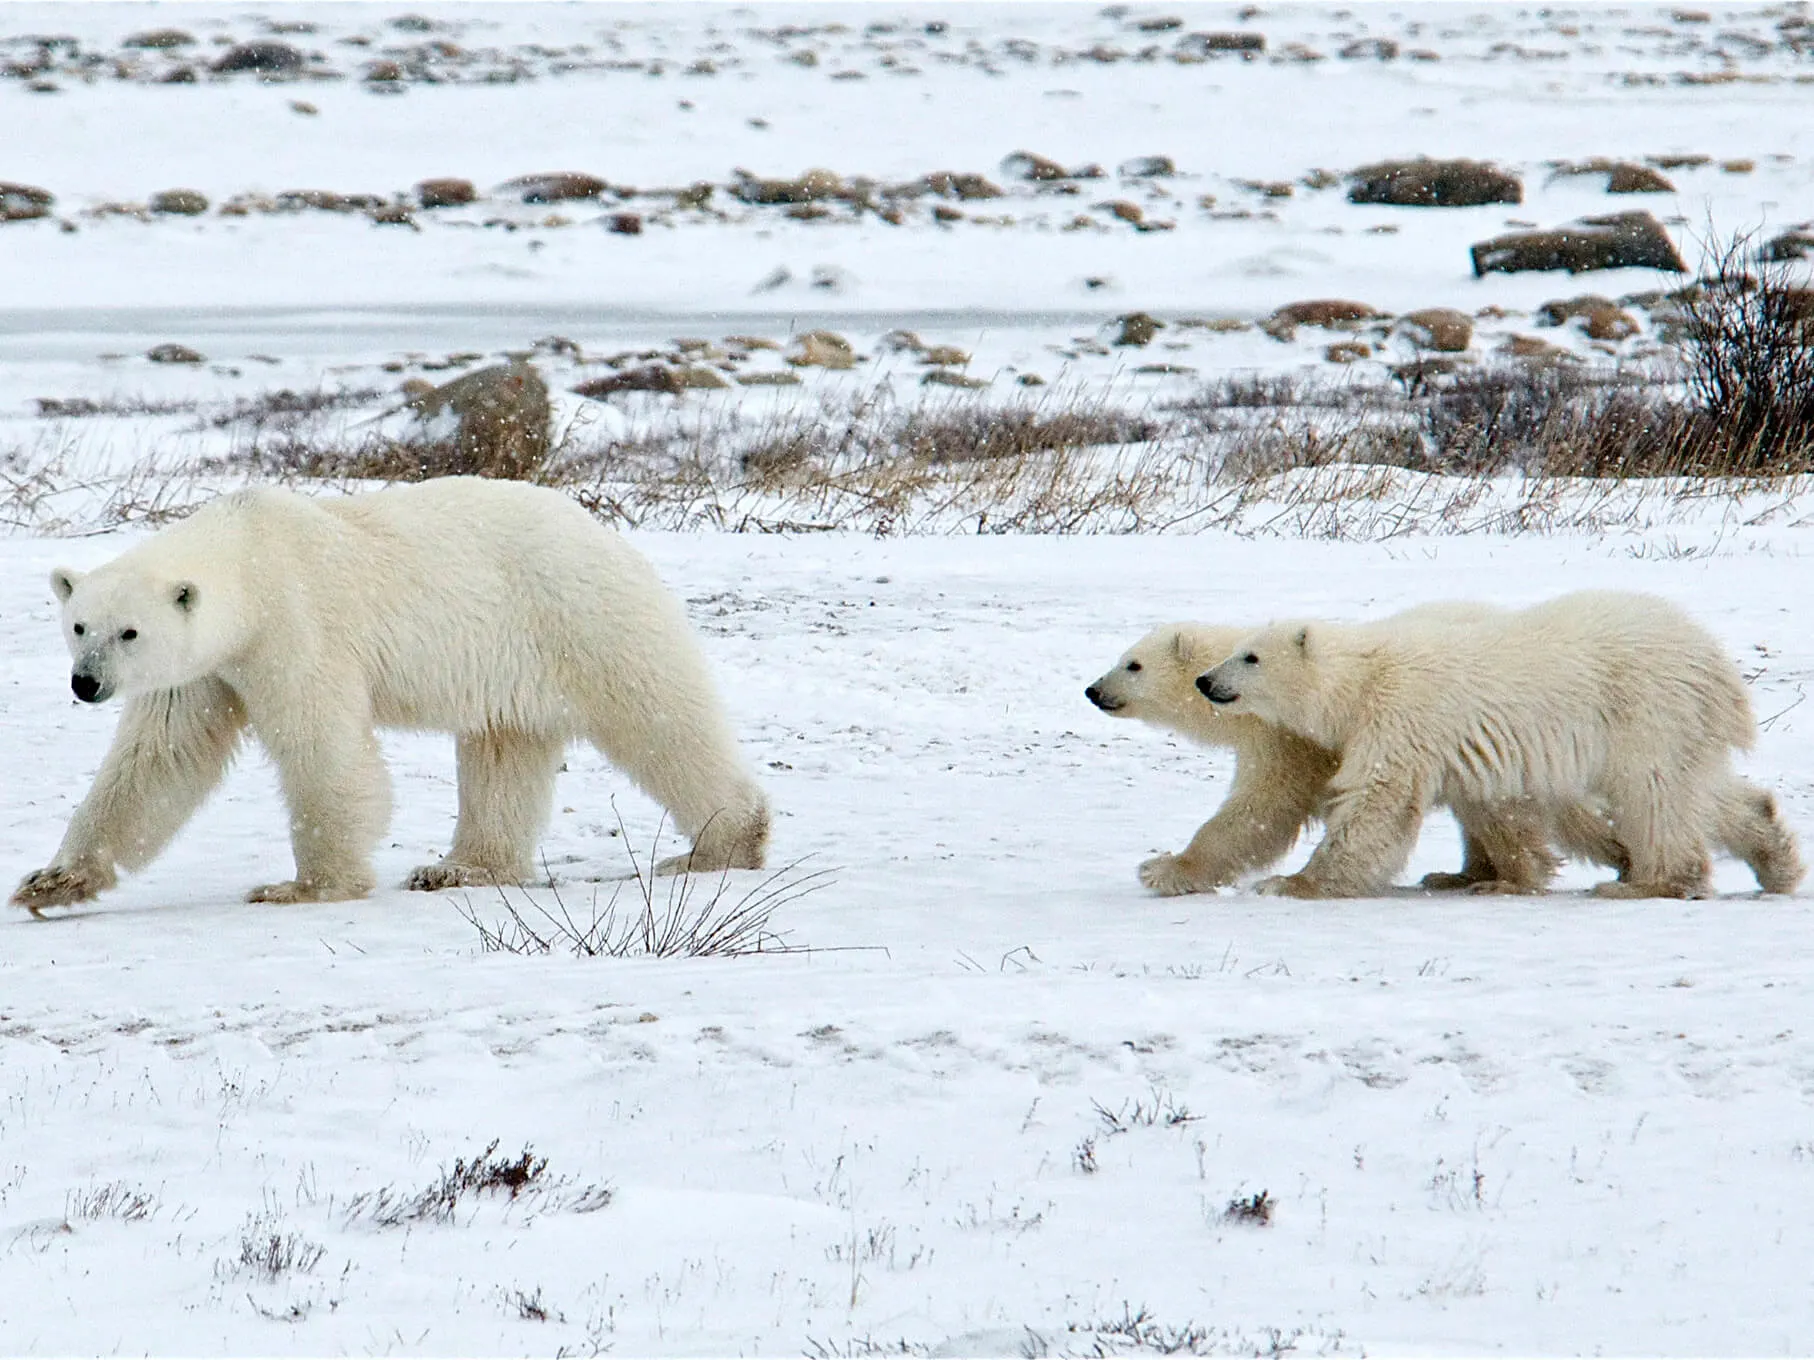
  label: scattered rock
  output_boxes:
[735,371,801,386]
[1348,158,1522,208]
[725,335,780,351]
[881,330,925,353]
[416,177,476,208]
[574,364,727,395]
[1338,38,1399,59]
[787,330,856,369]
[149,188,208,216]
[211,41,306,75]
[1721,158,1757,174]
[289,99,317,115]
[1470,211,1687,276]
[1018,373,1047,386]
[1396,307,1473,352]
[0,182,54,222]
[1001,151,1074,182]
[1133,15,1184,32]
[918,171,1002,200]
[1177,31,1265,55]
[501,172,610,204]
[124,28,195,49]
[922,369,988,389]
[607,212,643,235]
[1262,299,1383,340]
[1114,312,1165,346]
[1536,295,1640,340]
[364,60,405,83]
[369,203,417,228]
[404,360,550,478]
[1102,200,1147,226]
[1646,153,1710,170]
[1606,162,1675,193]
[146,343,205,364]
[1325,340,1372,363]
[1763,229,1814,261]
[732,167,843,205]
[276,190,385,213]
[920,345,971,366]
[1500,334,1575,363]
[1118,155,1176,178]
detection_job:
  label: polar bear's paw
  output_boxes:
[1590,879,1708,901]
[1466,878,1542,896]
[247,877,370,904]
[1254,873,1326,899]
[1419,870,1480,892]
[404,862,519,892]
[11,862,116,915]
[1138,854,1223,897]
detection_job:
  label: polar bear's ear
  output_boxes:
[172,582,198,613]
[1293,625,1311,653]
[50,568,81,602]
[1169,630,1192,664]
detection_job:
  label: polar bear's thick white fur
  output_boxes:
[1088,624,1340,895]
[1198,591,1801,899]
[1088,613,1630,896]
[12,479,769,911]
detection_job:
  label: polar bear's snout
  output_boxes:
[1197,669,1240,706]
[1084,683,1124,712]
[70,663,113,704]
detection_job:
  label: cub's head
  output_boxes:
[51,565,210,703]
[1086,624,1247,736]
[1196,621,1319,730]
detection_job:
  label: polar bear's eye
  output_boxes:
[120,628,138,642]
[1126,661,1142,673]
[72,623,85,637]
[1242,652,1259,665]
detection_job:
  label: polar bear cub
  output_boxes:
[1198,591,1800,899]
[1088,613,1627,896]
[13,478,770,912]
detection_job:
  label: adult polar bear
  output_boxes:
[12,479,770,912]
[1197,591,1801,899]
[1087,612,1635,896]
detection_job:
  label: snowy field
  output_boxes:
[6,2,1814,1356]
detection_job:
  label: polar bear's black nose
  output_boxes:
[1085,684,1104,706]
[1197,673,1237,704]
[71,672,102,703]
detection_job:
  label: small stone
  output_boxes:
[1114,312,1165,346]
[416,178,476,208]
[146,343,205,364]
[149,188,209,216]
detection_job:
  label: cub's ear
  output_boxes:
[173,582,199,612]
[1293,625,1311,652]
[1169,630,1192,664]
[50,568,81,602]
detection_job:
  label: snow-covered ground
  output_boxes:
[7,3,1814,1355]
[7,525,1814,1355]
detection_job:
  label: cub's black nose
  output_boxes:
[71,672,102,703]
[1084,684,1104,706]
[1195,674,1218,699]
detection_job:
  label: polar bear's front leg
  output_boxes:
[407,730,565,891]
[12,680,247,914]
[1259,767,1424,899]
[248,698,389,904]
[1140,736,1332,895]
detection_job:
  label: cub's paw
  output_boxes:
[1254,873,1324,899]
[404,863,517,892]
[1138,854,1220,897]
[247,878,370,904]
[1419,870,1479,892]
[1466,878,1541,896]
[1591,879,1706,901]
[12,863,115,916]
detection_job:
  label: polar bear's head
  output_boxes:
[1086,624,1248,736]
[50,563,223,703]
[1196,622,1319,732]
